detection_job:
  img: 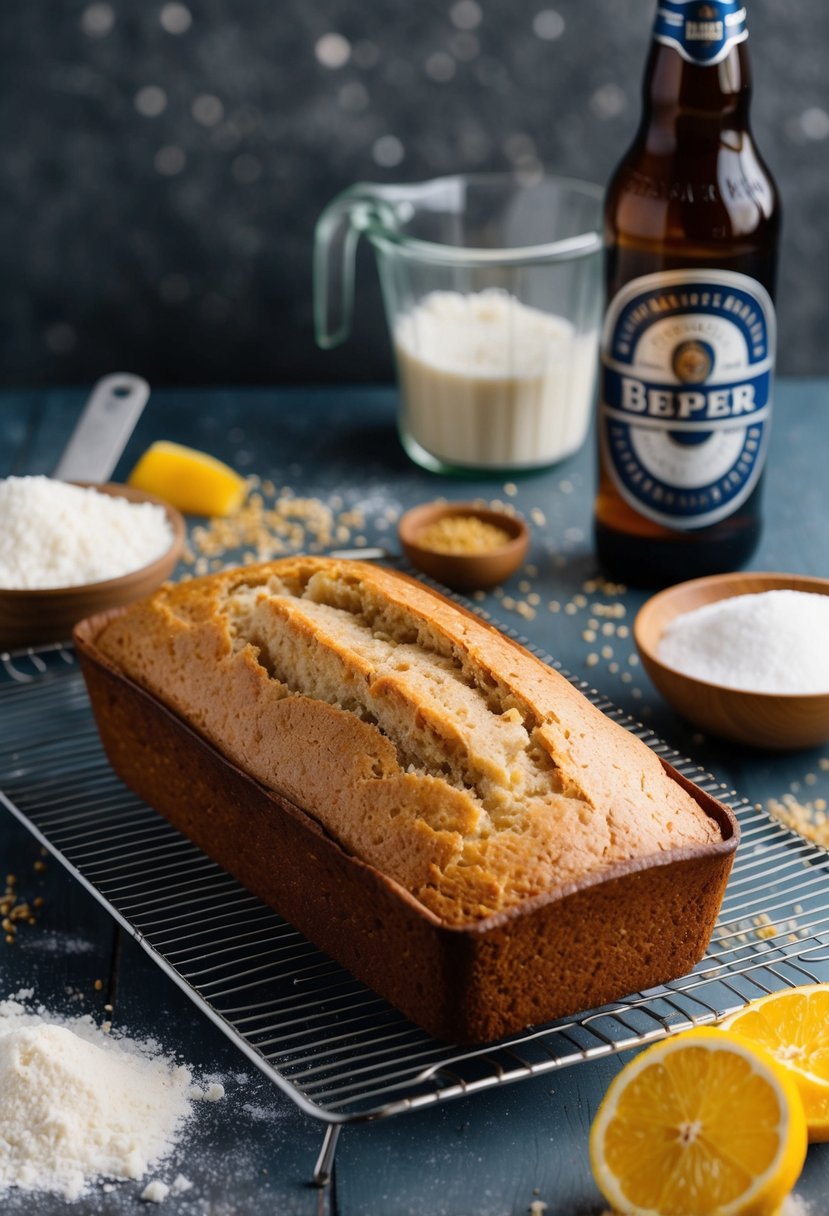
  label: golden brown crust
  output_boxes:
[94,557,720,925]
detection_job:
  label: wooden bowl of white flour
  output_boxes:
[634,571,829,750]
[0,479,185,650]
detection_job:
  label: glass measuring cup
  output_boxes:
[314,174,603,475]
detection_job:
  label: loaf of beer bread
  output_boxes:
[91,557,721,926]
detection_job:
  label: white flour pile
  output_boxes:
[0,997,218,1202]
[0,475,173,589]
[657,589,829,694]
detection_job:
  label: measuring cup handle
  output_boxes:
[313,185,399,350]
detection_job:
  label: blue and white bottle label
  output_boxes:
[600,269,775,531]
[654,2,747,66]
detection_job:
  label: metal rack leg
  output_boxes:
[313,1124,341,1187]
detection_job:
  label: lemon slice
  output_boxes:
[589,1027,807,1216]
[128,441,247,517]
[722,984,829,1142]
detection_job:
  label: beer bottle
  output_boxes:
[594,1,780,586]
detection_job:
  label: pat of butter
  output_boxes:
[128,440,246,517]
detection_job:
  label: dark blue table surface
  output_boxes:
[1,381,828,1215]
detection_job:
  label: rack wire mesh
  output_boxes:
[1,636,828,1142]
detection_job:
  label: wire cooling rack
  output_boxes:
[2,630,829,1181]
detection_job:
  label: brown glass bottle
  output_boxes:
[594,2,780,587]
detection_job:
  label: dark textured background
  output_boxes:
[3,0,827,386]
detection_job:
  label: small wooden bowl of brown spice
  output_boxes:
[398,501,530,591]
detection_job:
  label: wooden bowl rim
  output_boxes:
[634,571,829,702]
[0,481,186,601]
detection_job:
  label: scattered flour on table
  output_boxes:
[241,1101,288,1124]
[657,590,829,694]
[141,1174,193,1203]
[26,932,97,955]
[191,1081,225,1102]
[0,997,222,1202]
[141,1180,171,1204]
[779,1198,811,1216]
[0,475,173,590]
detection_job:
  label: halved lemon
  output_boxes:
[722,984,829,1142]
[128,440,247,517]
[589,1027,807,1216]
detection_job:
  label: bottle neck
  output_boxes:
[644,2,751,123]
[643,39,751,118]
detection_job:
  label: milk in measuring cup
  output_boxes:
[395,290,598,471]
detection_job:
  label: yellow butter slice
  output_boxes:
[128,441,247,517]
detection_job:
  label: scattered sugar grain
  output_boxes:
[768,794,829,847]
[0,476,173,590]
[658,590,829,694]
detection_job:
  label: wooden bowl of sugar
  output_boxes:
[0,480,185,651]
[634,572,829,750]
[399,501,530,591]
